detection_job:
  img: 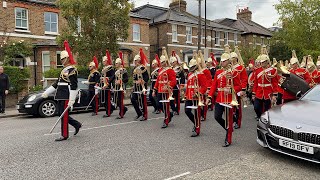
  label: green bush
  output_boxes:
[3,66,30,93]
[43,68,63,78]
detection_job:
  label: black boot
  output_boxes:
[191,127,199,137]
[223,141,230,147]
[55,137,68,141]
[161,122,168,128]
[103,114,110,118]
[91,112,97,116]
[234,122,239,129]
[74,124,82,135]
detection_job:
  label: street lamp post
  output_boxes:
[198,0,202,51]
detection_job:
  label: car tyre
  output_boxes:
[38,100,58,118]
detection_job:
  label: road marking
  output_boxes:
[44,116,164,136]
[164,172,191,180]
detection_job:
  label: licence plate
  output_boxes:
[279,139,314,154]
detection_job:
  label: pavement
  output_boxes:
[0,104,319,180]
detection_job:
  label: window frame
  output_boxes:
[44,12,58,34]
[201,29,205,45]
[56,51,63,68]
[172,24,178,42]
[42,51,51,73]
[15,8,29,30]
[224,32,229,45]
[186,26,192,44]
[234,33,238,45]
[132,24,141,42]
[215,31,220,45]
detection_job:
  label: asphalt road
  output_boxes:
[0,104,319,180]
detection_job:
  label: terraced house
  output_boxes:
[0,0,150,86]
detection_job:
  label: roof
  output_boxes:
[216,18,272,36]
[34,40,58,47]
[18,0,56,6]
[129,12,150,20]
[132,4,239,32]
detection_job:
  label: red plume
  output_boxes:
[106,50,112,66]
[172,51,176,57]
[210,52,218,67]
[155,54,161,67]
[93,56,98,69]
[139,48,148,66]
[118,51,124,67]
[64,40,76,65]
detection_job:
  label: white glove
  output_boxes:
[95,88,99,95]
[5,90,9,95]
[68,90,78,111]
[41,86,56,98]
[81,81,89,84]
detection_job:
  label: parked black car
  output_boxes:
[257,85,320,163]
[16,78,105,117]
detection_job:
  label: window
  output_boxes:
[224,32,229,45]
[44,12,58,34]
[56,51,63,68]
[234,33,238,45]
[201,29,205,44]
[42,51,51,73]
[215,31,220,45]
[172,24,178,42]
[186,26,192,43]
[253,36,257,48]
[15,8,28,30]
[133,24,141,42]
[76,17,81,34]
[261,37,265,45]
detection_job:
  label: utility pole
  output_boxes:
[204,0,207,48]
[197,0,201,51]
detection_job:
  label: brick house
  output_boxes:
[215,7,273,50]
[132,0,243,62]
[0,0,150,86]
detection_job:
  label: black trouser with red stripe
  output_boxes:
[149,89,160,112]
[89,91,99,114]
[115,90,127,118]
[170,88,180,114]
[185,100,201,134]
[58,100,81,138]
[233,96,243,128]
[214,103,234,144]
[131,92,148,119]
[253,98,271,118]
[158,93,173,125]
[200,94,208,121]
[103,89,115,116]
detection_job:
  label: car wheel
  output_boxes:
[38,100,57,118]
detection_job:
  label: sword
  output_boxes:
[85,86,102,111]
[49,106,71,134]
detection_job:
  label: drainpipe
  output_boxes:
[33,47,37,86]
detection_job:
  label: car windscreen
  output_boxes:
[301,85,320,102]
[78,78,89,89]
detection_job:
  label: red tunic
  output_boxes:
[185,72,207,100]
[310,70,320,84]
[252,67,278,100]
[233,64,248,91]
[202,68,213,88]
[282,68,311,100]
[154,67,176,93]
[208,69,242,104]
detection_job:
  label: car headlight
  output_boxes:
[260,112,269,124]
[27,95,37,102]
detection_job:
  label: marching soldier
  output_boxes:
[252,46,278,120]
[112,52,128,119]
[170,51,185,115]
[83,56,101,116]
[153,48,176,128]
[131,48,149,121]
[206,53,218,111]
[41,40,82,141]
[150,55,162,114]
[185,57,207,137]
[230,46,248,129]
[208,52,242,147]
[306,57,320,86]
[101,50,115,118]
[281,51,311,103]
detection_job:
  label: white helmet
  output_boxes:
[60,50,69,60]
[290,57,299,65]
[260,54,270,63]
[170,56,177,63]
[230,52,238,59]
[115,58,122,64]
[160,55,167,63]
[102,56,108,62]
[207,57,213,63]
[221,53,231,62]
[189,58,197,68]
[134,54,141,61]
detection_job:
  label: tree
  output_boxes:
[57,0,132,65]
[274,0,320,58]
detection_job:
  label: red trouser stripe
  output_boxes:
[120,91,124,117]
[143,94,148,119]
[107,90,111,116]
[165,97,170,125]
[62,101,69,138]
[238,98,242,128]
[177,90,180,113]
[196,106,201,134]
[95,95,99,114]
[227,108,234,144]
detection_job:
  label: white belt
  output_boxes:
[217,87,231,92]
[58,82,69,86]
[176,78,180,80]
[188,86,195,88]
[258,83,271,87]
[152,79,157,82]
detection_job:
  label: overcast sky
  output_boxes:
[131,0,280,28]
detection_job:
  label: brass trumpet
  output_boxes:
[225,64,239,107]
[194,73,205,107]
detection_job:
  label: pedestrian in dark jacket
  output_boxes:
[0,66,10,114]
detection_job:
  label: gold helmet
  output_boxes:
[221,53,231,62]
[230,52,238,59]
[170,56,177,64]
[160,47,170,65]
[152,59,158,66]
[189,58,197,68]
[290,50,299,65]
[207,57,213,63]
